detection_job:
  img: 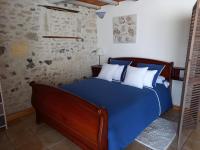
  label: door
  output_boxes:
[178,1,200,149]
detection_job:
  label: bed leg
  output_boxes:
[35,111,42,124]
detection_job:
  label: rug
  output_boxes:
[135,118,177,150]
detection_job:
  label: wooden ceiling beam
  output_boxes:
[77,0,124,6]
[78,0,106,6]
[47,0,126,7]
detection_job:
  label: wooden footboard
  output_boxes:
[30,82,108,150]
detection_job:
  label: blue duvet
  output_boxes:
[61,78,172,150]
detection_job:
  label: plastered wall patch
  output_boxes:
[10,40,29,57]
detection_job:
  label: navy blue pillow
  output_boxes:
[110,59,132,81]
[137,63,165,87]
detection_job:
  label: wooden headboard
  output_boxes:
[108,57,174,83]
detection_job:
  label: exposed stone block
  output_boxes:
[0,24,6,28]
[14,3,23,8]
[44,60,52,65]
[26,58,35,69]
[67,56,72,60]
[0,46,5,56]
[0,31,7,34]
[25,32,38,41]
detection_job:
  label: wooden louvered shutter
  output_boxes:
[177,1,200,149]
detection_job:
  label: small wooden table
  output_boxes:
[91,65,102,77]
[172,67,185,81]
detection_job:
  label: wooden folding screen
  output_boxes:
[178,1,200,149]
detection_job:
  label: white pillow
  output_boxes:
[143,70,157,88]
[156,76,165,84]
[163,81,170,88]
[123,66,148,89]
[97,64,119,81]
[112,65,124,81]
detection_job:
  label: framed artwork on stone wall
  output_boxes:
[113,14,137,43]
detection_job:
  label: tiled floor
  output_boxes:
[0,110,199,150]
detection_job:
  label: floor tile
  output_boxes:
[0,110,199,150]
[182,139,200,150]
[15,137,46,150]
[19,114,45,133]
[189,128,200,141]
[162,109,180,123]
[126,141,145,150]
[36,124,64,148]
[49,139,81,150]
[0,131,15,150]
[6,122,35,147]
[168,136,178,150]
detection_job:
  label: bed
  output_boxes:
[30,57,174,150]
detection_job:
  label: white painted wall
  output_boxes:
[97,0,196,106]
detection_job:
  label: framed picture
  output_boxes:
[113,14,137,43]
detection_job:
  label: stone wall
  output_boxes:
[0,0,98,114]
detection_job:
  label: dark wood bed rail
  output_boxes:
[30,57,174,150]
[30,82,108,150]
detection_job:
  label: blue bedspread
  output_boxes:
[60,78,172,150]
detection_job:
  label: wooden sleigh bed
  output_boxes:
[30,57,174,150]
